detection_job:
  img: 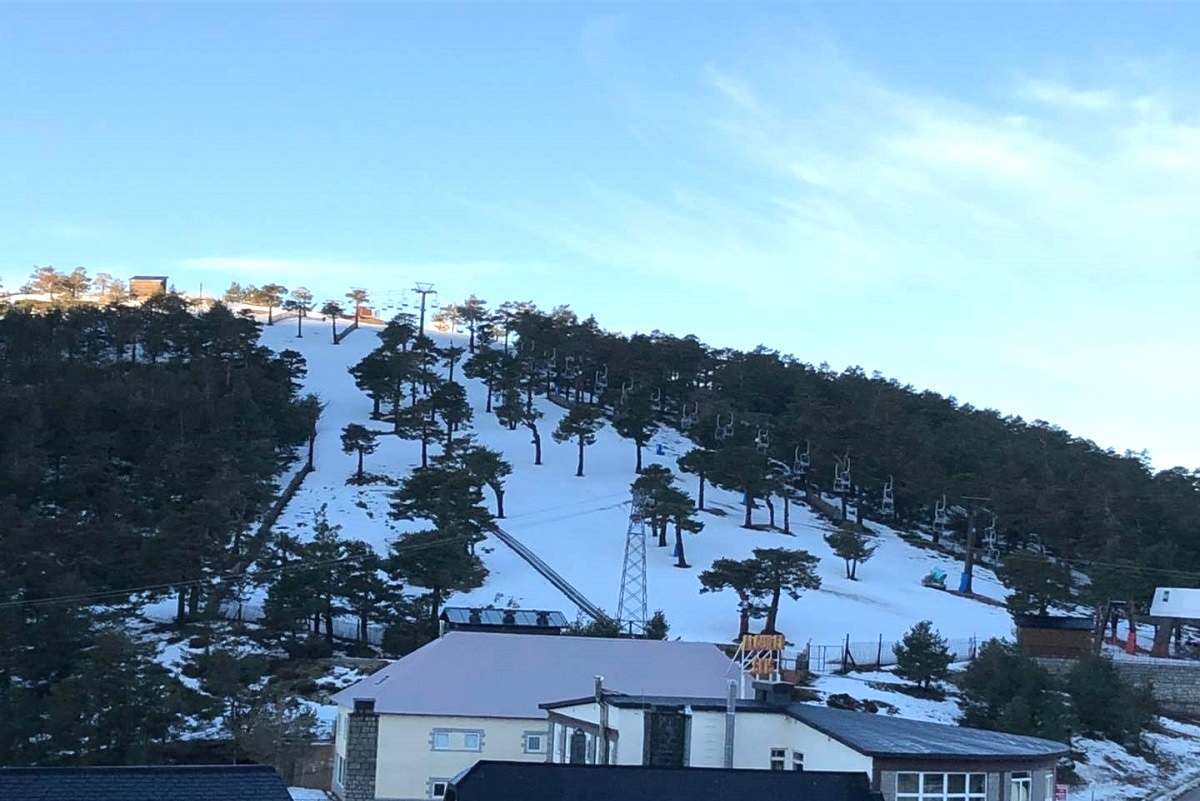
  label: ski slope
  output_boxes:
[253,311,1200,800]
[260,313,1012,648]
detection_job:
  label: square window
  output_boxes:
[897,773,920,794]
[925,774,945,794]
[969,774,986,794]
[769,748,786,771]
[432,731,450,750]
[525,733,544,753]
[948,774,967,794]
[431,780,448,798]
[463,732,482,751]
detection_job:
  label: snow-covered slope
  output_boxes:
[260,315,1009,648]
[252,312,1200,800]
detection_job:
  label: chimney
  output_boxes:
[344,698,379,801]
[723,680,737,769]
[595,676,609,765]
[752,680,793,707]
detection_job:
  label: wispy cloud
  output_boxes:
[491,39,1200,464]
[704,65,764,115]
[1018,79,1119,111]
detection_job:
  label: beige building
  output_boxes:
[540,682,1067,801]
[330,631,739,801]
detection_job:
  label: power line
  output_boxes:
[0,532,478,611]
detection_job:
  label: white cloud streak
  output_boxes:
[492,39,1200,466]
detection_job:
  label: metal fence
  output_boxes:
[800,635,979,674]
[219,600,387,646]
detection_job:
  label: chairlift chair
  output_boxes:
[680,401,698,429]
[833,455,851,494]
[755,427,770,455]
[933,495,949,535]
[881,475,895,517]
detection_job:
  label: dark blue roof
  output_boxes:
[447,760,880,801]
[441,607,568,627]
[787,704,1068,760]
[0,765,293,801]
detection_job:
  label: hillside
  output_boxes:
[252,311,1200,801]
[260,313,1009,649]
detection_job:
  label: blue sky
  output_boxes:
[3,3,1198,469]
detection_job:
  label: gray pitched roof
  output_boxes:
[787,704,1069,760]
[332,631,738,718]
[0,765,292,801]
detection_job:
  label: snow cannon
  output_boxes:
[922,567,948,590]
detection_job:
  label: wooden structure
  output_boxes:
[1013,615,1095,658]
[129,275,168,299]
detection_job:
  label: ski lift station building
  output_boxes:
[1149,587,1200,619]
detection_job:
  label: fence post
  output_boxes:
[877,634,883,668]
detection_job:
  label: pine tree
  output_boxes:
[552,405,605,477]
[677,447,715,511]
[340,424,379,481]
[430,381,473,448]
[893,620,952,690]
[612,385,659,472]
[463,347,512,414]
[645,610,670,640]
[958,639,1070,742]
[387,529,489,627]
[455,294,490,353]
[321,300,344,343]
[459,445,513,519]
[824,528,878,579]
[497,387,544,465]
[699,558,764,640]
[346,287,370,325]
[258,283,288,325]
[997,552,1072,616]
[750,547,822,634]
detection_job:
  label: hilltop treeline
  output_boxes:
[461,299,1199,603]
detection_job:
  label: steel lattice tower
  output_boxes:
[617,489,651,636]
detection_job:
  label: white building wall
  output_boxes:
[373,714,548,800]
[727,713,873,773]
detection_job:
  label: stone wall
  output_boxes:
[1038,658,1200,717]
[344,698,380,801]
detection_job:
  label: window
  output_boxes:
[1045,774,1056,801]
[524,730,547,754]
[770,748,786,771]
[430,728,484,752]
[792,751,805,772]
[333,754,346,787]
[429,779,449,798]
[896,772,987,801]
[1011,772,1032,801]
[337,712,348,745]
